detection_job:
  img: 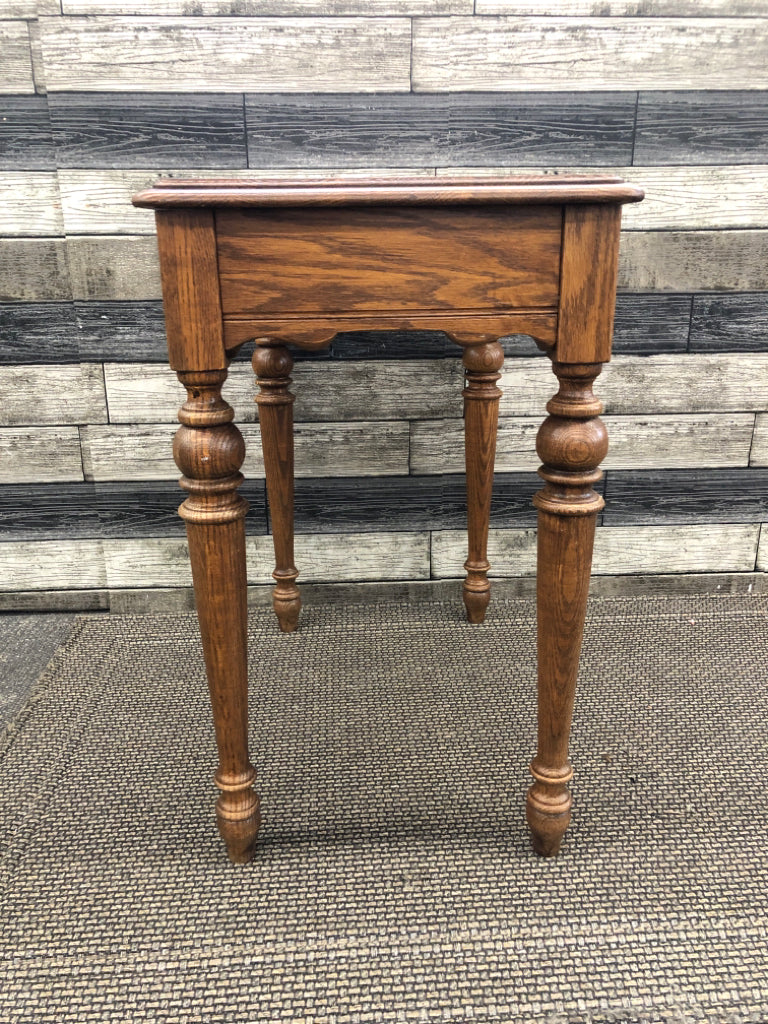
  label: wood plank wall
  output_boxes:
[1,3,768,609]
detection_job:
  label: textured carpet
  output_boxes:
[1,596,767,1024]
[0,613,76,730]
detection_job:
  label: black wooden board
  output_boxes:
[75,301,169,362]
[690,293,768,353]
[48,93,248,169]
[0,303,79,364]
[245,92,636,168]
[635,91,768,166]
[603,468,768,525]
[612,294,692,355]
[0,97,56,170]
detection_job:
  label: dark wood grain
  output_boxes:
[0,96,55,170]
[74,300,169,361]
[612,294,691,355]
[604,468,768,525]
[0,303,79,364]
[635,91,768,166]
[690,293,768,353]
[245,92,636,168]
[48,92,247,169]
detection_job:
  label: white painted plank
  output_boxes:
[618,230,768,292]
[411,413,755,474]
[749,413,768,467]
[0,172,62,236]
[103,532,430,588]
[63,0,470,12]
[0,20,34,94]
[2,1,61,14]
[40,16,411,92]
[432,524,760,578]
[1,364,107,426]
[81,421,410,481]
[0,427,84,484]
[0,540,106,592]
[477,1,767,13]
[412,17,768,91]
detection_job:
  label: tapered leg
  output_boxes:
[253,344,301,633]
[526,362,607,856]
[175,369,260,863]
[462,341,504,623]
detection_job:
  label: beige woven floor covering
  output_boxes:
[1,596,767,1023]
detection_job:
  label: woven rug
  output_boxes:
[1,596,767,1023]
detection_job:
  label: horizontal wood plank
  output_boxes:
[612,294,691,354]
[0,96,55,170]
[0,540,106,592]
[245,92,636,168]
[0,172,62,236]
[635,91,768,166]
[0,427,85,484]
[67,235,159,300]
[63,0,470,11]
[756,526,768,572]
[0,239,71,302]
[690,293,768,352]
[48,92,248,169]
[412,17,768,92]
[603,468,768,525]
[0,20,34,95]
[4,1,60,13]
[477,1,765,11]
[40,16,412,93]
[81,420,410,481]
[411,413,756,474]
[0,302,79,364]
[749,414,768,466]
[1,364,107,426]
[618,231,768,292]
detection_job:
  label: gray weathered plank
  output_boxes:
[81,420,410,481]
[412,17,768,92]
[0,239,70,302]
[0,20,34,95]
[477,1,766,12]
[1,364,107,426]
[0,426,84,484]
[245,92,636,168]
[63,0,469,11]
[0,302,79,364]
[0,172,62,236]
[603,468,768,525]
[0,540,106,591]
[40,16,412,93]
[618,231,768,292]
[3,1,61,14]
[28,17,46,95]
[0,96,55,170]
[690,293,768,353]
[48,92,248,169]
[749,414,768,466]
[635,91,768,166]
[757,525,768,572]
[612,294,691,354]
[67,235,159,301]
[411,413,756,474]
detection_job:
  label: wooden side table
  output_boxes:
[133,175,643,863]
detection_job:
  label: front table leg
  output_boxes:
[175,369,261,863]
[526,361,608,856]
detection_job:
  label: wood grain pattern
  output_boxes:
[0,20,34,95]
[216,206,562,315]
[622,166,768,230]
[74,300,168,362]
[81,421,411,481]
[66,235,160,300]
[0,96,55,170]
[603,468,768,525]
[48,93,248,169]
[1,364,107,427]
[4,1,60,13]
[412,17,768,91]
[477,0,766,11]
[635,91,768,166]
[0,239,70,302]
[40,17,412,93]
[749,414,768,467]
[618,231,768,292]
[0,427,84,484]
[0,172,62,236]
[0,302,80,364]
[612,294,691,355]
[244,92,636,168]
[411,413,756,473]
[63,0,470,11]
[690,293,768,353]
[0,540,107,591]
[756,526,768,572]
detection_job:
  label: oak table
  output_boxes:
[132,175,643,864]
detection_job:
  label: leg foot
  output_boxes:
[215,768,262,863]
[526,762,573,856]
[462,563,491,624]
[273,570,301,633]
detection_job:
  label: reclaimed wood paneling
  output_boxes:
[411,413,756,474]
[48,93,248,169]
[1,364,107,426]
[245,92,636,168]
[603,468,768,525]
[412,17,768,92]
[0,239,71,302]
[63,0,471,11]
[0,172,62,236]
[749,414,768,466]
[0,20,35,95]
[0,96,55,170]
[756,526,768,572]
[477,1,766,12]
[0,427,84,484]
[0,303,79,364]
[40,17,412,93]
[67,235,160,300]
[635,91,768,166]
[74,300,168,362]
[612,294,691,354]
[81,420,411,481]
[690,293,768,353]
[0,540,106,591]
[618,231,768,293]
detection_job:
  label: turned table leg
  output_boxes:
[175,369,261,863]
[253,344,301,633]
[462,341,504,624]
[526,362,607,856]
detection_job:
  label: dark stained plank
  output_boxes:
[0,303,79,364]
[245,92,636,168]
[0,480,268,541]
[612,293,691,354]
[690,293,768,353]
[0,96,56,170]
[603,468,768,525]
[635,91,768,166]
[75,300,168,361]
[48,92,248,169]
